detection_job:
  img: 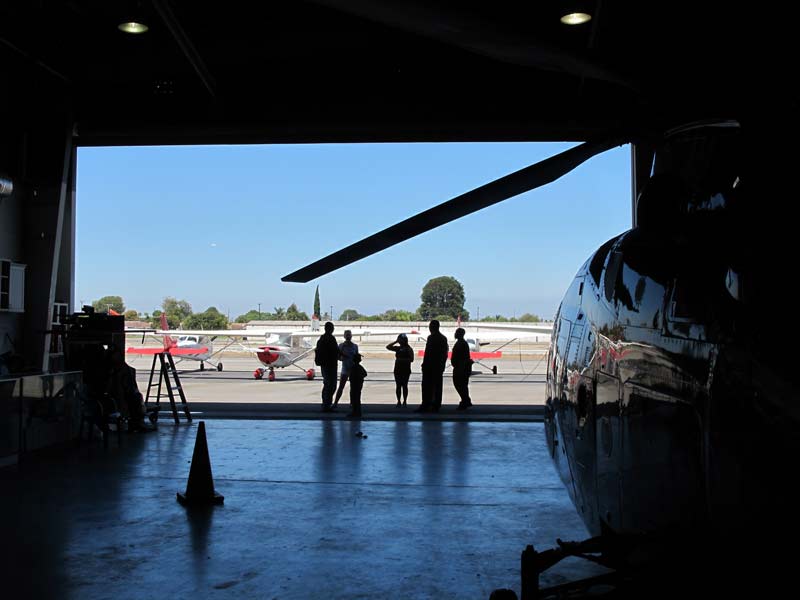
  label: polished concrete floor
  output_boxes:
[0,419,604,599]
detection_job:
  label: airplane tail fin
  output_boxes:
[161,313,175,349]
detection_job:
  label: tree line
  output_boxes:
[90,275,541,330]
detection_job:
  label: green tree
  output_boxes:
[518,313,541,322]
[417,276,469,321]
[92,295,125,313]
[123,309,139,320]
[285,303,309,321]
[150,309,164,328]
[184,306,229,330]
[339,308,362,321]
[235,309,270,323]
[273,306,286,319]
[151,297,192,328]
[314,285,321,319]
[379,309,415,321]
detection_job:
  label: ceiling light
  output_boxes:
[560,12,592,25]
[118,21,149,34]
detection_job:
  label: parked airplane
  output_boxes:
[126,313,225,370]
[129,315,420,380]
[416,316,552,370]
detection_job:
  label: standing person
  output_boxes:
[333,330,359,408]
[415,320,448,413]
[347,353,367,418]
[451,327,474,410]
[314,322,338,412]
[386,334,414,407]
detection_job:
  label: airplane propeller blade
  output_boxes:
[282,136,624,282]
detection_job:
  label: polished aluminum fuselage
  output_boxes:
[545,225,797,541]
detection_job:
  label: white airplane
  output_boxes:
[128,315,420,380]
[127,313,235,371]
[416,316,553,372]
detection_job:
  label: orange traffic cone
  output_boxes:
[177,421,224,506]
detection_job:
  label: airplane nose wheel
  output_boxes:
[217,362,223,371]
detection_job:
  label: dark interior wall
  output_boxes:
[1,121,27,359]
[1,46,75,373]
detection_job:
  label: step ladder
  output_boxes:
[144,352,192,424]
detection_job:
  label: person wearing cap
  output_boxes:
[333,329,359,409]
[386,333,414,407]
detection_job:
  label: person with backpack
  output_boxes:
[347,353,367,418]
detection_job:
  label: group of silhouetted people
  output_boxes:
[314,319,473,417]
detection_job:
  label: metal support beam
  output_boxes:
[20,122,73,372]
[151,0,216,99]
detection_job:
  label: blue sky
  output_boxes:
[76,142,631,320]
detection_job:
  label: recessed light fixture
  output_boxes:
[118,21,149,34]
[560,12,592,25]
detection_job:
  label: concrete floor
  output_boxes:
[0,419,604,599]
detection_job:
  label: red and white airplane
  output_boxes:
[416,316,553,368]
[127,315,418,380]
[126,313,223,369]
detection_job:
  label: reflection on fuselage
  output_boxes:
[544,122,797,548]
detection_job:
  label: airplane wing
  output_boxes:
[127,347,210,355]
[418,350,503,359]
[464,322,553,334]
[150,329,254,337]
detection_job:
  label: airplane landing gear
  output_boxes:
[306,368,315,380]
[268,367,276,381]
[217,362,223,371]
[200,362,205,371]
[254,368,265,379]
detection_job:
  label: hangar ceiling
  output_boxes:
[2,1,795,145]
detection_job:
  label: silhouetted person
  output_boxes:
[314,321,338,411]
[333,330,358,408]
[416,319,448,413]
[451,327,473,410]
[347,353,367,418]
[106,347,150,431]
[386,333,414,407]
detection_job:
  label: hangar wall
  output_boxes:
[1,113,75,375]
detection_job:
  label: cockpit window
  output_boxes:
[654,122,741,213]
[589,237,617,287]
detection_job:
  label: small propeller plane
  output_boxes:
[416,316,553,371]
[127,313,325,377]
[126,313,227,371]
[128,314,421,380]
